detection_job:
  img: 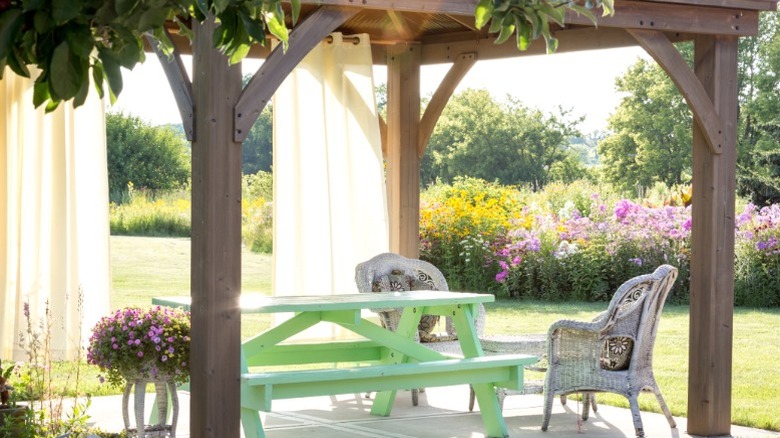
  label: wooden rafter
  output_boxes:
[629,28,723,154]
[444,13,479,31]
[388,10,415,40]
[233,6,360,142]
[418,52,477,156]
[146,31,195,141]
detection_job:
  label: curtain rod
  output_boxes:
[325,35,361,45]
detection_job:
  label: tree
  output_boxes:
[241,74,273,175]
[598,58,693,193]
[421,89,581,187]
[737,12,780,205]
[106,112,190,202]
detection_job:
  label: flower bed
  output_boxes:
[420,179,780,307]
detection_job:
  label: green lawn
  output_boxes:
[106,236,779,431]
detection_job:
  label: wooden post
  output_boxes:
[687,34,737,437]
[385,43,421,258]
[190,17,243,438]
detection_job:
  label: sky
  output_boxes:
[111,46,652,133]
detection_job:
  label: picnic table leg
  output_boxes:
[240,348,267,438]
[452,304,510,438]
[369,306,422,416]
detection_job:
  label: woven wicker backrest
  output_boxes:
[354,253,449,293]
[601,265,678,373]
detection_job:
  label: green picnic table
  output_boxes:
[153,291,537,438]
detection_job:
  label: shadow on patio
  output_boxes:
[87,385,779,438]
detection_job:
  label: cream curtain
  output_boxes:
[272,33,389,334]
[0,68,111,360]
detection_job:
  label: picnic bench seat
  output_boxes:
[241,353,538,412]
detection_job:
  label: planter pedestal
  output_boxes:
[121,375,178,438]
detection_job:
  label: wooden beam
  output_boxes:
[420,27,643,65]
[418,52,477,156]
[647,0,777,11]
[301,0,476,15]
[146,31,195,141]
[445,13,479,31]
[233,6,359,142]
[688,34,737,437]
[386,43,422,258]
[628,29,723,154]
[190,16,244,438]
[565,0,759,36]
[378,115,388,157]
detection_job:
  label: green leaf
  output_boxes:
[265,10,288,48]
[95,0,119,24]
[174,16,194,40]
[53,0,82,23]
[194,0,209,17]
[290,0,301,25]
[33,79,51,108]
[115,0,139,16]
[601,0,615,16]
[138,7,168,31]
[45,98,61,113]
[541,4,565,26]
[474,0,493,29]
[23,0,46,10]
[6,46,30,78]
[50,41,85,100]
[0,9,24,63]
[494,22,515,45]
[92,61,106,99]
[523,7,542,39]
[98,47,123,99]
[515,18,531,51]
[229,43,250,64]
[213,0,230,15]
[34,10,54,33]
[545,35,559,54]
[240,13,266,43]
[65,25,94,58]
[73,74,89,107]
[570,4,597,22]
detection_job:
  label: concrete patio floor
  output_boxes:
[87,385,779,438]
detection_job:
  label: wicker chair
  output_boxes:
[541,264,678,438]
[354,252,486,406]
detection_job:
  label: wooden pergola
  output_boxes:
[152,0,778,436]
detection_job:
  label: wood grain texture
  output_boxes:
[687,34,737,437]
[191,16,244,438]
[385,44,422,258]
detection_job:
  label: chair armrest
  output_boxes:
[547,319,603,366]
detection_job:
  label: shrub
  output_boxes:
[109,187,191,237]
[242,172,273,253]
[420,177,523,291]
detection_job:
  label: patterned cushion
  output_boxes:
[598,282,647,371]
[600,336,634,370]
[371,270,456,343]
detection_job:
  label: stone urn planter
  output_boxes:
[121,371,179,438]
